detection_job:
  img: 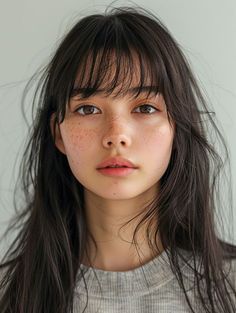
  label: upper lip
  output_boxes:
[97,157,138,169]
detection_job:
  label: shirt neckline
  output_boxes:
[75,247,193,298]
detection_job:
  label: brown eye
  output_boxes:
[74,103,158,116]
[75,105,100,115]
[133,104,158,114]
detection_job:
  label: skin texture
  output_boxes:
[52,61,175,271]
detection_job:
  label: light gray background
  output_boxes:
[0,0,235,253]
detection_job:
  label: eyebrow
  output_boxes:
[71,86,159,98]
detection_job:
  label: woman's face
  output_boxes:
[53,55,175,202]
[53,82,175,201]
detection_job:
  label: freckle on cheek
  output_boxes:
[67,128,97,151]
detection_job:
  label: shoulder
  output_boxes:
[178,249,236,288]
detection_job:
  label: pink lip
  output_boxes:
[97,167,137,177]
[97,156,138,169]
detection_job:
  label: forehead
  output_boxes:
[72,50,156,99]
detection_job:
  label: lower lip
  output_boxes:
[97,167,137,176]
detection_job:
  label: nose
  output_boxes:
[103,135,131,148]
[102,125,132,149]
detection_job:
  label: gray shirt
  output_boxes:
[73,248,236,312]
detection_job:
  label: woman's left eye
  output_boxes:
[133,104,158,114]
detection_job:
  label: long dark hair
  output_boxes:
[0,5,236,313]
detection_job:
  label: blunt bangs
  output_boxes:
[49,10,171,123]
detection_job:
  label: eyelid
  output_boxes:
[73,102,160,115]
[75,101,159,111]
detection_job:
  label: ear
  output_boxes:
[50,113,66,155]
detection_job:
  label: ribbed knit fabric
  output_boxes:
[73,248,236,312]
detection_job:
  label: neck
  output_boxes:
[82,219,163,271]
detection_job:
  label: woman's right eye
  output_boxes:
[75,105,100,115]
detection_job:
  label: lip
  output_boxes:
[97,167,136,177]
[96,156,138,169]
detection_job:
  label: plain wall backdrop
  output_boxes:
[0,0,235,253]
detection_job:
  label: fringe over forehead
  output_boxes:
[47,7,186,123]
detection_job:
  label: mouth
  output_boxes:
[96,157,137,170]
[97,166,137,177]
[103,165,131,168]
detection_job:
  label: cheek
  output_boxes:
[144,123,173,149]
[61,124,97,153]
[143,124,174,179]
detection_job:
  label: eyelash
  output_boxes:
[74,104,159,116]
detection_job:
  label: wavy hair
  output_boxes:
[0,5,236,313]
